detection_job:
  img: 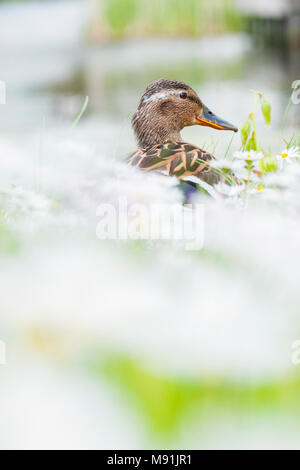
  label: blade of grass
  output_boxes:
[224,132,235,159]
[71,96,89,128]
[195,157,239,186]
[182,175,220,199]
[280,91,293,132]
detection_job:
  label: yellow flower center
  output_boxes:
[257,185,264,191]
[282,153,288,159]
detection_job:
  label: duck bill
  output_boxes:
[196,106,238,132]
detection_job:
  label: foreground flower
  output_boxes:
[263,173,296,188]
[214,182,245,197]
[277,146,300,162]
[210,159,243,171]
[233,150,265,161]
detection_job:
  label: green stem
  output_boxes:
[71,96,89,129]
[224,132,235,160]
[252,92,259,151]
[280,93,293,133]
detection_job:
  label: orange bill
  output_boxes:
[196,105,238,132]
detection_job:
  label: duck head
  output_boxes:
[132,78,238,149]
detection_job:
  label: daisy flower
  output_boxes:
[277,146,300,162]
[276,147,300,170]
[210,159,243,171]
[233,150,265,161]
[214,182,245,197]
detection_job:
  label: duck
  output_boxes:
[128,78,238,186]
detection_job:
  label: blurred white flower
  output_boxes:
[81,160,183,211]
[247,185,266,195]
[2,120,300,450]
[263,173,296,188]
[1,185,53,219]
[277,146,300,162]
[233,150,265,161]
[214,182,244,197]
[284,163,300,177]
[210,159,243,171]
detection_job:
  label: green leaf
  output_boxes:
[241,119,251,147]
[259,155,278,173]
[246,131,259,151]
[261,98,271,126]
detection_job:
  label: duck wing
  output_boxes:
[128,141,222,185]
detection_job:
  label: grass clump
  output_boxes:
[91,0,243,41]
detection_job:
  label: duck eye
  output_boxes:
[179,92,187,99]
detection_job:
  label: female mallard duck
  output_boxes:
[128,78,238,185]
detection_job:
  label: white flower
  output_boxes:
[277,146,300,161]
[210,159,249,183]
[1,185,53,218]
[233,150,265,161]
[263,173,296,188]
[247,185,266,195]
[210,159,243,171]
[214,182,245,197]
[284,163,300,178]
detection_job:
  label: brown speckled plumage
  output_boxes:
[128,140,220,185]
